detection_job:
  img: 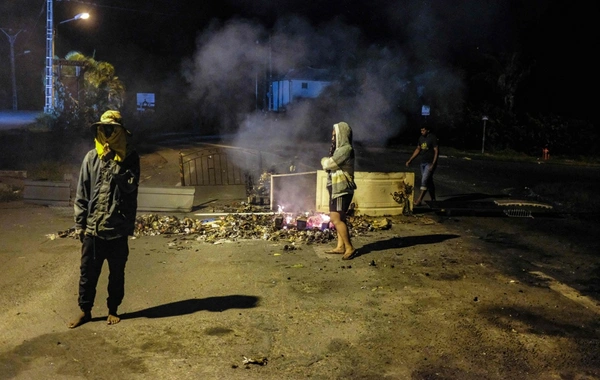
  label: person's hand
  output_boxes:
[405,160,411,167]
[75,228,85,242]
[102,143,115,161]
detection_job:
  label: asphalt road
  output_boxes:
[1,133,599,379]
[0,110,39,130]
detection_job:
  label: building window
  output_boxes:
[301,82,308,89]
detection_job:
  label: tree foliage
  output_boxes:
[52,51,125,135]
[445,50,598,157]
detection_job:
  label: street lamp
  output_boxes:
[0,28,24,111]
[59,12,90,25]
[481,115,489,154]
[44,0,89,114]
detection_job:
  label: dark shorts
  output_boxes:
[328,190,353,213]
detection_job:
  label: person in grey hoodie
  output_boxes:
[68,110,140,328]
[321,122,358,260]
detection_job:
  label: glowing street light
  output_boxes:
[44,0,89,114]
[59,13,90,25]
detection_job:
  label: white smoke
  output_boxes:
[182,16,419,150]
[181,1,502,152]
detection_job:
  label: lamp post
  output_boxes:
[44,0,54,114]
[44,0,89,114]
[481,115,488,154]
[1,28,24,111]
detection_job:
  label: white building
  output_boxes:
[268,67,334,112]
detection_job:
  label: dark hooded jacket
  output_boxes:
[74,141,140,239]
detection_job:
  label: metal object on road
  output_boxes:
[503,209,533,218]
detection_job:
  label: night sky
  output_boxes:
[0,0,596,144]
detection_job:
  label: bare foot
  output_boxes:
[325,248,345,254]
[107,313,121,325]
[342,249,358,260]
[68,311,92,329]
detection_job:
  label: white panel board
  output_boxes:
[270,171,318,213]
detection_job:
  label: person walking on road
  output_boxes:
[406,125,439,207]
[68,110,140,328]
[321,121,358,260]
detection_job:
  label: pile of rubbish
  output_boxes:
[55,210,392,246]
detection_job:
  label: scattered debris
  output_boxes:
[242,356,268,366]
[391,181,414,215]
[54,203,394,247]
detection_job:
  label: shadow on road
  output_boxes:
[357,234,460,258]
[120,295,260,320]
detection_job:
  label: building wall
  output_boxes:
[269,79,331,111]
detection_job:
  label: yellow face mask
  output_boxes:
[94,124,127,162]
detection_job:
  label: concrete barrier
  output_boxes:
[317,171,415,216]
[270,171,415,216]
[22,182,196,212]
[0,170,27,178]
[23,180,71,207]
[138,186,196,212]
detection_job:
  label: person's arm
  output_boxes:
[406,146,421,167]
[432,146,439,167]
[74,153,92,241]
[321,156,340,171]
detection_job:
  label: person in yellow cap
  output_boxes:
[68,110,140,328]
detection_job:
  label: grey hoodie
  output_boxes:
[320,122,356,199]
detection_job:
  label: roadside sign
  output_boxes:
[137,93,155,112]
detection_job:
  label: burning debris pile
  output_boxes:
[133,213,339,244]
[55,209,393,245]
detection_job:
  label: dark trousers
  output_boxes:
[78,235,129,314]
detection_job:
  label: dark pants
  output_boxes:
[78,235,129,314]
[327,186,353,213]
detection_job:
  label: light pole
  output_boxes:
[1,28,24,111]
[44,0,54,113]
[481,115,488,154]
[44,0,89,114]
